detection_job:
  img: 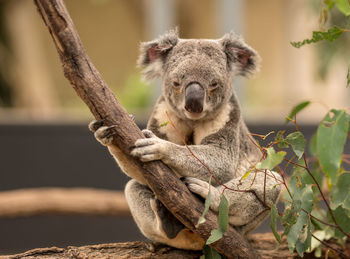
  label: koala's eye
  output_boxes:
[173,81,180,88]
[209,82,219,90]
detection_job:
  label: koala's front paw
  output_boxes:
[185,177,221,211]
[131,129,169,162]
[94,125,117,146]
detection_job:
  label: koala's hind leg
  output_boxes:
[89,120,146,184]
[125,179,204,250]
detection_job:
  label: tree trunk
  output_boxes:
[32,0,260,258]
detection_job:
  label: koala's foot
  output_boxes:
[88,119,105,133]
[184,177,221,211]
[89,120,116,146]
[150,198,185,239]
[131,129,170,162]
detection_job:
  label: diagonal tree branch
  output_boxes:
[32,1,261,258]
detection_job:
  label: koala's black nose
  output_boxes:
[185,83,204,113]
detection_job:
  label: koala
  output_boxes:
[89,30,282,250]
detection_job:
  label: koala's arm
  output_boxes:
[185,170,282,234]
[131,129,239,185]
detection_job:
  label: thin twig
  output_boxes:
[312,234,350,259]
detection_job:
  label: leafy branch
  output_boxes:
[290,26,348,48]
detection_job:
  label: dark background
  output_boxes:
[0,123,318,254]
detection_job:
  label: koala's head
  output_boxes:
[138,30,260,121]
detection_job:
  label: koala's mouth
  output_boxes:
[184,83,204,117]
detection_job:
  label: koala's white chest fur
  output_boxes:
[153,100,232,145]
[193,103,232,144]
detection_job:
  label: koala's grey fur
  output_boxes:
[89,30,282,250]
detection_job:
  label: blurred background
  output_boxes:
[0,0,349,255]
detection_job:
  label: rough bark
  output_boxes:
[3,233,350,259]
[33,0,260,258]
[0,188,130,218]
[2,233,297,259]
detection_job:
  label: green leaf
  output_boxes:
[240,169,252,180]
[206,229,223,245]
[330,206,350,238]
[290,27,345,48]
[202,245,222,259]
[295,218,314,257]
[335,0,350,15]
[309,133,317,157]
[160,121,169,127]
[206,195,229,245]
[276,130,288,148]
[325,0,335,10]
[270,203,282,243]
[330,172,350,210]
[317,109,349,184]
[286,101,310,123]
[196,179,212,227]
[218,195,229,232]
[281,200,301,236]
[286,186,313,255]
[285,132,306,159]
[256,147,286,170]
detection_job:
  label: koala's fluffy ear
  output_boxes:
[137,29,179,81]
[219,32,261,77]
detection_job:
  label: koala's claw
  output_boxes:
[142,129,157,138]
[88,119,105,132]
[94,125,117,146]
[129,114,135,121]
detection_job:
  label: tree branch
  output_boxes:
[2,233,299,259]
[32,0,260,258]
[0,188,130,218]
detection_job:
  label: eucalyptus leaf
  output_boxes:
[291,27,345,48]
[196,179,212,227]
[295,218,314,257]
[276,130,288,148]
[206,229,223,245]
[285,132,306,159]
[286,186,313,254]
[218,195,229,232]
[309,133,317,157]
[256,147,286,170]
[270,203,282,243]
[335,0,350,15]
[325,0,335,9]
[206,195,229,245]
[330,206,350,238]
[286,101,310,123]
[240,169,252,180]
[330,172,350,210]
[317,109,349,184]
[202,245,222,259]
